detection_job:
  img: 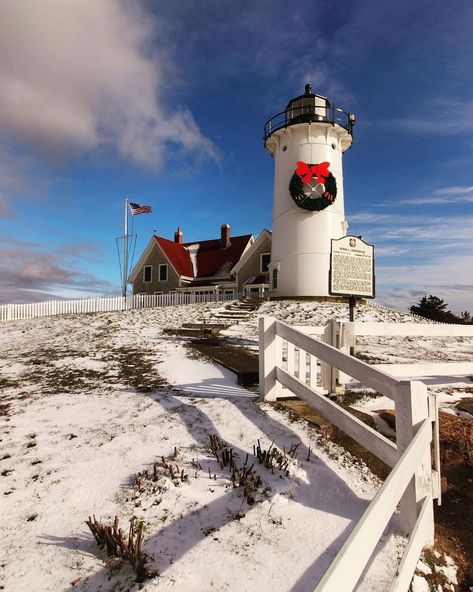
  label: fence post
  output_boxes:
[395,380,434,543]
[259,316,281,401]
[321,322,331,392]
[321,319,344,394]
[7,304,13,321]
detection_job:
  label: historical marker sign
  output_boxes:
[329,236,375,298]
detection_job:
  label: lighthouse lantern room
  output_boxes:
[264,84,355,297]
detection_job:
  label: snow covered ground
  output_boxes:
[0,301,468,592]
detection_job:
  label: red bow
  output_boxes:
[296,161,331,184]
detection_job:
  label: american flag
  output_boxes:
[129,202,152,215]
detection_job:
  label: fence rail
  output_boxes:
[0,292,238,322]
[338,321,473,385]
[259,316,439,592]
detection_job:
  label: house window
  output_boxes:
[159,264,168,282]
[260,253,271,273]
[272,268,278,290]
[143,265,152,283]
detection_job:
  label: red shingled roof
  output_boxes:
[189,235,252,277]
[155,234,252,278]
[155,237,193,277]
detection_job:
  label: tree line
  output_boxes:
[410,295,472,324]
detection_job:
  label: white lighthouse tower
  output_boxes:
[265,84,355,297]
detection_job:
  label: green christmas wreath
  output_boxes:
[289,161,337,212]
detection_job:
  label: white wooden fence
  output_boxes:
[259,316,439,592]
[337,321,473,386]
[0,292,238,322]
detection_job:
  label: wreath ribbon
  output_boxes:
[296,161,331,184]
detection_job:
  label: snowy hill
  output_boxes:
[0,301,469,592]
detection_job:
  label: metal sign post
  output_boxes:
[329,235,375,356]
[349,295,356,354]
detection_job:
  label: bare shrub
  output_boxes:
[85,515,154,582]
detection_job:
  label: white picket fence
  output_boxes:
[0,292,238,322]
[259,317,439,592]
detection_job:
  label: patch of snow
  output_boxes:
[158,339,257,399]
[411,574,430,592]
[187,243,199,277]
[416,559,432,575]
[436,563,458,585]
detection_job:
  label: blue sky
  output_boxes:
[0,0,472,312]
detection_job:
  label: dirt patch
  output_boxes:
[23,363,108,394]
[0,401,11,416]
[353,352,386,364]
[0,377,20,390]
[11,343,167,398]
[378,409,473,467]
[434,463,473,591]
[334,388,383,407]
[456,398,473,417]
[272,400,391,481]
[106,347,167,393]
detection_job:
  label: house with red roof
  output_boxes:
[128,224,272,299]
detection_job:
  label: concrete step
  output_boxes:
[213,313,251,320]
[182,322,230,330]
[163,327,222,337]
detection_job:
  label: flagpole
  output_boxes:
[122,195,128,297]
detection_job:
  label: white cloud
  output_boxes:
[369,100,473,138]
[375,246,410,257]
[376,254,473,314]
[398,196,473,205]
[397,185,473,205]
[0,0,218,169]
[349,211,473,244]
[0,194,11,218]
[435,186,473,196]
[0,239,115,304]
[348,208,473,313]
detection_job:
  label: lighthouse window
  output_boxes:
[281,145,287,152]
[272,268,278,290]
[143,265,152,283]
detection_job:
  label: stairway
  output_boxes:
[211,297,264,322]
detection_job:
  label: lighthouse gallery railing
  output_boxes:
[264,103,354,141]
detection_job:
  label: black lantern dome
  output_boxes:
[264,83,355,143]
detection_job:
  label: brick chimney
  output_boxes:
[174,226,183,244]
[221,224,230,249]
